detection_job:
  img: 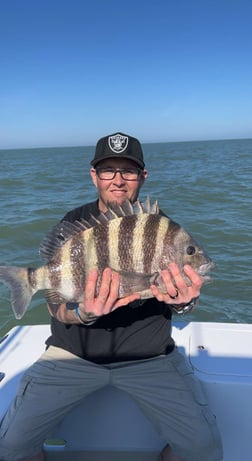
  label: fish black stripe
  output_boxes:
[48,251,62,290]
[118,215,138,271]
[161,220,181,268]
[93,222,110,272]
[70,234,86,298]
[143,215,161,273]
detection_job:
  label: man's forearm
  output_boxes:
[47,301,98,325]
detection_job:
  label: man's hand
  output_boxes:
[150,262,202,305]
[78,268,140,321]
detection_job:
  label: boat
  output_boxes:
[1,321,252,460]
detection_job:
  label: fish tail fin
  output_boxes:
[0,266,37,320]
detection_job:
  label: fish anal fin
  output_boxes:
[44,289,66,305]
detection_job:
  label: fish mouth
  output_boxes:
[197,261,216,283]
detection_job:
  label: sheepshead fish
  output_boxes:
[0,198,215,320]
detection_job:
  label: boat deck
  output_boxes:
[1,321,252,460]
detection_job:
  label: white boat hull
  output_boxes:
[1,321,252,460]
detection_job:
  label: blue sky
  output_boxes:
[0,0,252,148]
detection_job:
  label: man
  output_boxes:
[0,132,223,461]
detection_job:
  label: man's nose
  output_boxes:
[113,171,125,183]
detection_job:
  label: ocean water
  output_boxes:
[0,138,251,335]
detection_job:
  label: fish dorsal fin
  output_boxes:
[39,220,90,261]
[134,197,159,215]
[105,197,159,219]
[39,197,159,261]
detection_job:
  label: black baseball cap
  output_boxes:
[91,132,145,169]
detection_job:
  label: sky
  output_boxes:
[0,0,252,149]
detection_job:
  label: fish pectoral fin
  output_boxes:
[117,270,159,296]
[44,289,66,305]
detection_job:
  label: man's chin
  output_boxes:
[108,191,128,203]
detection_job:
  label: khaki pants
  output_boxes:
[0,346,223,461]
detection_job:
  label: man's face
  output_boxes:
[90,158,147,212]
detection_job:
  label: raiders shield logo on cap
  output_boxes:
[108,134,128,153]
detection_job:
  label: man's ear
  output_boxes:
[140,169,148,186]
[90,168,98,188]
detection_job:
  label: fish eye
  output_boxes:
[187,245,196,255]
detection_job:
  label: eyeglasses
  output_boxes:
[95,167,142,181]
